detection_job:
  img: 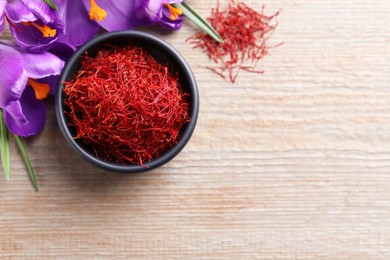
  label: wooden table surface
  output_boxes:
[1,0,390,259]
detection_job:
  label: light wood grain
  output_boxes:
[1,0,390,259]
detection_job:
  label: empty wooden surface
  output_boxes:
[1,0,390,259]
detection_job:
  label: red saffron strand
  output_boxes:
[63,45,191,165]
[187,1,282,83]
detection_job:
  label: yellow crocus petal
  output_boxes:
[89,0,107,22]
[164,4,183,21]
[22,21,57,38]
[28,79,50,100]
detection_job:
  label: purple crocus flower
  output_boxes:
[87,0,185,31]
[56,0,184,47]
[3,0,63,52]
[158,0,184,30]
[0,43,64,136]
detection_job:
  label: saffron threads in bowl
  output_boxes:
[187,1,282,83]
[63,45,191,165]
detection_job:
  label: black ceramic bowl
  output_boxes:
[55,31,199,173]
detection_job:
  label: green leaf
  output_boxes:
[0,110,10,181]
[173,2,224,43]
[41,0,58,11]
[14,136,39,191]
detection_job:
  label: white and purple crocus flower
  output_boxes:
[0,0,184,137]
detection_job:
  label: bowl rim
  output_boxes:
[55,30,199,173]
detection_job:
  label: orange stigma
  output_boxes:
[89,0,107,22]
[28,79,50,100]
[163,4,183,21]
[22,21,57,38]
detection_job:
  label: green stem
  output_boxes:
[14,136,39,191]
[174,2,224,43]
[41,0,58,11]
[0,110,10,181]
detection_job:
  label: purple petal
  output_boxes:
[9,20,59,52]
[4,100,28,128]
[0,44,27,108]
[48,42,76,61]
[157,5,183,30]
[20,0,55,24]
[82,0,137,31]
[0,1,5,34]
[3,87,46,137]
[37,75,58,96]
[0,1,5,15]
[22,51,64,79]
[158,18,183,30]
[5,0,36,23]
[0,17,4,35]
[135,0,164,26]
[7,0,64,51]
[57,0,100,47]
[164,0,182,3]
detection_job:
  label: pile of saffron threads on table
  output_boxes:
[187,1,282,83]
[63,45,190,165]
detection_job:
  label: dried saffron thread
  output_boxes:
[63,45,191,165]
[187,0,281,83]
